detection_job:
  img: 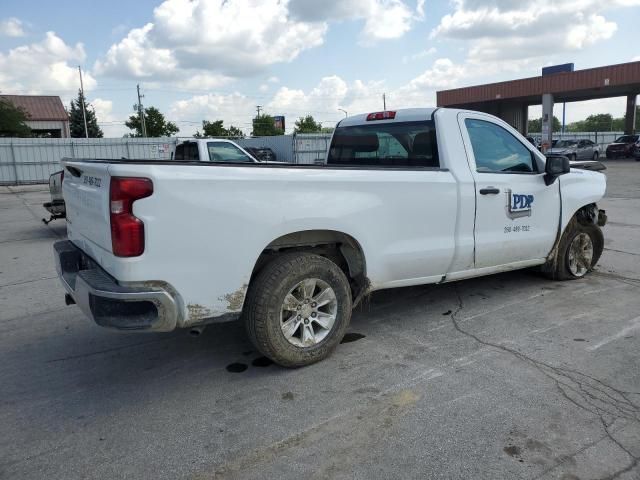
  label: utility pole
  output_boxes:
[256,105,262,117]
[78,66,89,138]
[338,108,348,118]
[137,84,147,137]
[383,93,386,110]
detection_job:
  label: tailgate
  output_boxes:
[62,161,113,254]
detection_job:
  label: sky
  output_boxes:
[1,0,639,137]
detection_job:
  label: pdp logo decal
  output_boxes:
[506,190,534,220]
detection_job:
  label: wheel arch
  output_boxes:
[250,229,369,304]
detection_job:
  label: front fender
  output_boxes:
[559,170,606,232]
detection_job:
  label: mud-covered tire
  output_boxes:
[244,252,352,368]
[544,217,604,280]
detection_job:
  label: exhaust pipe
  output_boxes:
[189,326,206,337]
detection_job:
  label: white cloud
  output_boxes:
[360,0,414,43]
[267,75,387,128]
[91,98,130,137]
[95,0,327,81]
[169,92,256,135]
[566,14,616,49]
[416,0,426,19]
[402,47,436,64]
[268,76,280,83]
[631,56,640,61]
[0,17,25,37]
[432,0,634,64]
[167,74,390,135]
[175,73,232,91]
[0,32,96,98]
[288,0,417,43]
[394,58,467,105]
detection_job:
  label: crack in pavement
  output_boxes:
[449,285,639,480]
[593,271,640,287]
[604,247,640,257]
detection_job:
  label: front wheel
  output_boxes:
[593,151,599,161]
[543,217,604,280]
[244,252,352,367]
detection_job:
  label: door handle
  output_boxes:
[479,187,500,195]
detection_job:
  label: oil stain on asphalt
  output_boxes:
[341,333,366,344]
[251,356,274,367]
[225,363,248,373]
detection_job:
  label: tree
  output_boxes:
[0,99,31,137]
[126,106,179,137]
[68,89,103,138]
[581,114,614,132]
[294,115,322,133]
[252,114,284,136]
[527,116,561,133]
[226,126,245,139]
[320,126,335,134]
[193,120,245,139]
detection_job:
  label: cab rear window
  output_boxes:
[327,121,439,168]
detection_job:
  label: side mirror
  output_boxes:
[544,155,570,186]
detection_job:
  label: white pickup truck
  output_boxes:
[54,108,607,367]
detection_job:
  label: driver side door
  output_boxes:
[458,113,561,268]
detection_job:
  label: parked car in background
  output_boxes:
[544,153,606,172]
[606,134,639,159]
[245,146,278,163]
[525,136,540,149]
[547,139,600,161]
[633,139,640,160]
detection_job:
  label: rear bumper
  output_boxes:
[54,240,179,332]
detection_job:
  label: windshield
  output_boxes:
[207,142,254,163]
[554,140,576,148]
[614,135,638,143]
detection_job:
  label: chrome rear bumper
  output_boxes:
[54,240,179,332]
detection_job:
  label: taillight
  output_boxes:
[366,111,396,121]
[110,177,153,257]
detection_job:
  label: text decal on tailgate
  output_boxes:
[82,175,102,188]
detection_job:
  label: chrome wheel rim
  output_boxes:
[279,278,338,347]
[568,233,594,277]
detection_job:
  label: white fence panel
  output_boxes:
[294,134,332,165]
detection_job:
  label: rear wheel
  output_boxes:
[244,252,352,367]
[569,154,577,162]
[593,151,599,161]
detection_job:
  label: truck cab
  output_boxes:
[172,139,258,163]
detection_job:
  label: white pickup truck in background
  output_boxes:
[54,108,607,367]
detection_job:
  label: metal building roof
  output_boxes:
[0,95,68,121]
[437,61,640,106]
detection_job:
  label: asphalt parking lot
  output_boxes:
[1,161,639,480]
